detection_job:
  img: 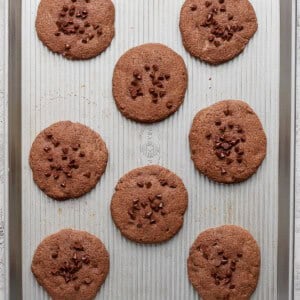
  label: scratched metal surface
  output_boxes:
[294,3,300,299]
[0,0,8,299]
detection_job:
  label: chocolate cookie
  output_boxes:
[187,225,260,300]
[110,165,188,243]
[112,43,188,123]
[32,229,109,300]
[29,121,108,200]
[179,0,258,64]
[189,100,266,183]
[36,0,115,60]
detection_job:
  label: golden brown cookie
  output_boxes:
[189,100,266,183]
[179,0,257,64]
[31,229,109,300]
[29,121,108,200]
[112,43,188,123]
[187,225,260,300]
[110,165,188,243]
[36,0,115,60]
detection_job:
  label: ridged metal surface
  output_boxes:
[22,0,279,299]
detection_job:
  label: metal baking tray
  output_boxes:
[7,0,296,299]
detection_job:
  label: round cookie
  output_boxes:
[31,229,109,300]
[36,0,115,60]
[112,43,188,123]
[187,225,260,300]
[189,100,266,183]
[110,165,188,243]
[29,121,108,200]
[179,0,258,64]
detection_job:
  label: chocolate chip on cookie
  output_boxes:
[189,100,266,183]
[110,165,188,243]
[179,0,258,64]
[29,121,108,200]
[112,43,188,123]
[36,0,115,59]
[188,225,260,300]
[31,229,109,300]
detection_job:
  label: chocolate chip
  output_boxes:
[190,4,197,11]
[237,253,243,257]
[205,133,212,140]
[228,13,233,20]
[72,144,80,151]
[145,182,152,189]
[226,158,233,165]
[241,136,246,142]
[166,101,173,109]
[214,40,221,47]
[61,183,66,188]
[97,29,102,36]
[79,151,85,157]
[205,1,212,7]
[150,219,156,224]
[82,255,90,264]
[159,179,167,186]
[220,4,226,11]
[164,74,170,80]
[65,44,71,50]
[73,242,84,251]
[144,64,150,71]
[137,181,144,188]
[54,32,61,36]
[215,119,221,126]
[51,252,58,258]
[229,284,235,289]
[145,211,153,218]
[82,38,88,44]
[83,277,93,284]
[45,172,51,177]
[88,33,94,40]
[159,91,166,98]
[54,174,59,180]
[44,146,51,152]
[208,35,215,42]
[170,183,177,188]
[152,65,159,72]
[79,28,85,34]
[221,168,227,175]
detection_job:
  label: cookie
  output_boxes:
[36,0,115,60]
[112,43,188,123]
[188,225,260,300]
[29,121,108,200]
[179,0,257,64]
[31,229,109,300]
[110,165,188,243]
[189,100,266,183]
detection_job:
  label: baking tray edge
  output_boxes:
[278,0,296,298]
[7,0,296,299]
[8,0,22,299]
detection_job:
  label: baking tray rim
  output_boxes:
[7,0,297,299]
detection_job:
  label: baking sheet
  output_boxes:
[17,0,289,299]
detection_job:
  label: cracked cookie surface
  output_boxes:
[189,100,266,183]
[31,229,109,300]
[179,0,257,64]
[29,121,108,200]
[187,225,260,300]
[110,165,188,243]
[35,0,115,60]
[112,43,188,123]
